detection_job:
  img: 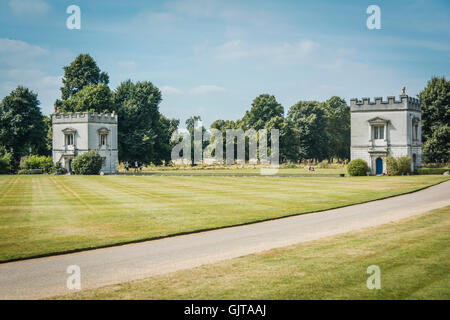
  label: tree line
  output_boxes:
[0,53,448,172]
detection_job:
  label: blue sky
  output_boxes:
[0,0,449,126]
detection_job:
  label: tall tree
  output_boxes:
[60,54,109,101]
[210,120,236,161]
[418,76,450,163]
[0,86,47,170]
[114,80,178,165]
[288,101,328,162]
[323,96,350,161]
[157,115,180,165]
[241,94,284,130]
[265,116,298,163]
[422,124,450,163]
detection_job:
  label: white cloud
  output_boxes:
[0,39,59,115]
[118,60,137,69]
[160,85,183,96]
[0,38,48,68]
[167,0,279,27]
[213,39,318,64]
[189,85,225,95]
[9,0,50,17]
[0,38,48,57]
[1,69,61,113]
[214,40,250,60]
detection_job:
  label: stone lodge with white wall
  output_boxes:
[52,112,118,174]
[350,90,422,175]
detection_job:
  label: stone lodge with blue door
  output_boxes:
[350,87,422,175]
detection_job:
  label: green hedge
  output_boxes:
[72,150,103,175]
[416,168,449,175]
[387,156,411,175]
[20,155,53,173]
[347,159,368,176]
[18,169,44,175]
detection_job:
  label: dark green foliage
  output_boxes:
[0,86,48,170]
[0,152,11,174]
[416,168,449,175]
[43,116,52,156]
[241,94,284,130]
[115,80,178,165]
[210,119,236,161]
[288,101,328,162]
[18,169,44,175]
[422,124,449,164]
[347,159,368,176]
[265,116,298,163]
[60,54,109,101]
[419,77,450,164]
[60,84,114,113]
[323,96,350,161]
[72,150,103,175]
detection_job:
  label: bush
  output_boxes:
[416,168,449,175]
[387,156,411,175]
[0,153,11,174]
[18,169,44,174]
[347,159,368,176]
[386,156,399,176]
[21,155,53,173]
[397,156,411,174]
[51,162,67,175]
[72,150,103,175]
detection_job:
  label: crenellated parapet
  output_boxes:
[52,111,118,124]
[350,95,421,112]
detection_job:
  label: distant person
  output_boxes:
[134,161,138,173]
[125,161,129,171]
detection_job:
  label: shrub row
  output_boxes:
[416,168,449,175]
[386,156,411,176]
[20,155,53,173]
[18,169,44,175]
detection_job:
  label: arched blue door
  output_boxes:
[376,157,383,175]
[69,160,72,173]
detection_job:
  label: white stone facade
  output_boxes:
[52,112,118,174]
[350,94,422,175]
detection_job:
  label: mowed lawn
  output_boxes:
[61,206,450,300]
[0,174,447,261]
[127,167,347,176]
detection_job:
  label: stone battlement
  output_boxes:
[350,95,421,112]
[52,112,117,124]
